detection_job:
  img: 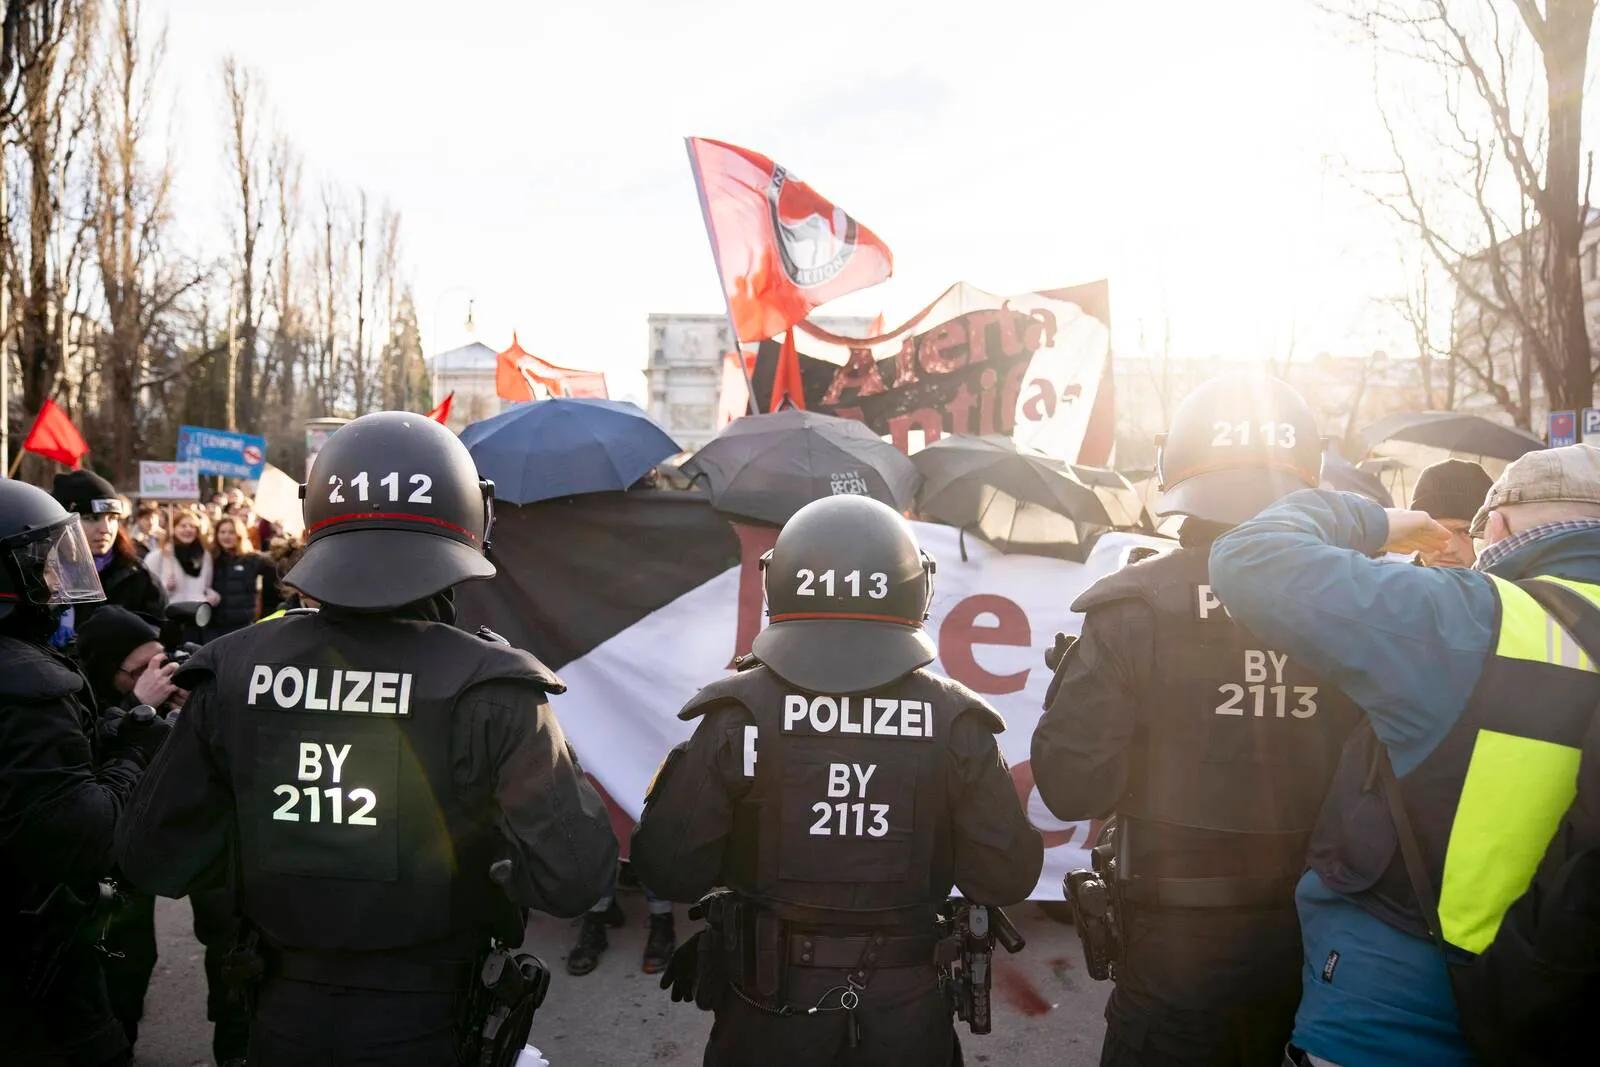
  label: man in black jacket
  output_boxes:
[0,478,170,1065]
[114,412,618,1066]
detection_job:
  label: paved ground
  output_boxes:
[135,891,1108,1066]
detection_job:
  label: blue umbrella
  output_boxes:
[459,398,680,505]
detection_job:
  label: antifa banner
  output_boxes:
[456,491,1166,900]
[752,281,1113,464]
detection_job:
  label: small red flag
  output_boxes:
[686,137,893,343]
[22,399,89,468]
[769,329,806,412]
[426,391,454,424]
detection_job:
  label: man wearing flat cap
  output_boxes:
[1408,459,1494,568]
[1208,444,1600,1066]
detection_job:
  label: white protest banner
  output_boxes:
[549,525,1165,900]
[138,460,200,500]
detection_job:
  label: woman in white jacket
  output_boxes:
[146,507,220,608]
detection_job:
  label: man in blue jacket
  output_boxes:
[1210,444,1600,1066]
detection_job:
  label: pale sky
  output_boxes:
[150,0,1425,396]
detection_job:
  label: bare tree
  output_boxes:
[219,55,272,434]
[265,132,301,418]
[349,186,369,413]
[311,182,341,414]
[1335,0,1596,425]
[5,0,92,417]
[88,0,203,478]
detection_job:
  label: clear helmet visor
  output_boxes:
[10,515,106,606]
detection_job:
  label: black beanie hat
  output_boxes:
[76,606,160,696]
[52,470,126,516]
[1411,459,1494,523]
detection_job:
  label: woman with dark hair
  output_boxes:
[207,515,271,637]
[50,471,166,640]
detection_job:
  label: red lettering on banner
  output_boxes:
[1000,360,1026,433]
[1025,308,1058,350]
[976,367,1000,436]
[729,522,779,666]
[821,347,888,406]
[891,335,920,388]
[946,382,978,435]
[939,593,1031,694]
[889,407,943,453]
[919,320,968,375]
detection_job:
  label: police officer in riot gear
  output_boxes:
[1031,375,1362,1067]
[0,478,171,1065]
[633,495,1043,1066]
[114,411,619,1066]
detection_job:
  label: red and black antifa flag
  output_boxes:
[751,281,1113,463]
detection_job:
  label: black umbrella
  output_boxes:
[1360,411,1544,462]
[912,435,1113,559]
[682,409,919,525]
[1066,463,1152,530]
[1321,444,1394,507]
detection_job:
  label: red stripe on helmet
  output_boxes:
[769,611,922,627]
[308,511,479,542]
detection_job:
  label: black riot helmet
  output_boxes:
[753,495,937,693]
[0,478,105,623]
[285,411,496,611]
[1155,374,1323,526]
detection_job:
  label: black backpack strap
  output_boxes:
[1517,578,1600,666]
[1378,748,1446,951]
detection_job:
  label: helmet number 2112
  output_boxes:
[327,472,434,504]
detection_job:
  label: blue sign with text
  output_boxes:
[177,425,267,479]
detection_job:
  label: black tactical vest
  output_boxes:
[184,611,560,952]
[679,663,1002,924]
[1076,547,1362,878]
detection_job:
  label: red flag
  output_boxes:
[22,399,89,468]
[496,334,610,401]
[426,391,454,424]
[686,137,893,343]
[496,334,537,401]
[769,329,806,412]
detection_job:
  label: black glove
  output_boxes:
[660,930,701,1003]
[1043,631,1077,673]
[103,704,173,766]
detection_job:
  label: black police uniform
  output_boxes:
[114,603,619,1064]
[1034,528,1361,1065]
[0,630,148,1064]
[114,409,618,1067]
[633,495,1043,1067]
[634,661,1041,1066]
[1033,372,1360,1067]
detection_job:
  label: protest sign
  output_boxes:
[457,491,1164,900]
[137,460,200,500]
[177,424,267,479]
[750,281,1113,464]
